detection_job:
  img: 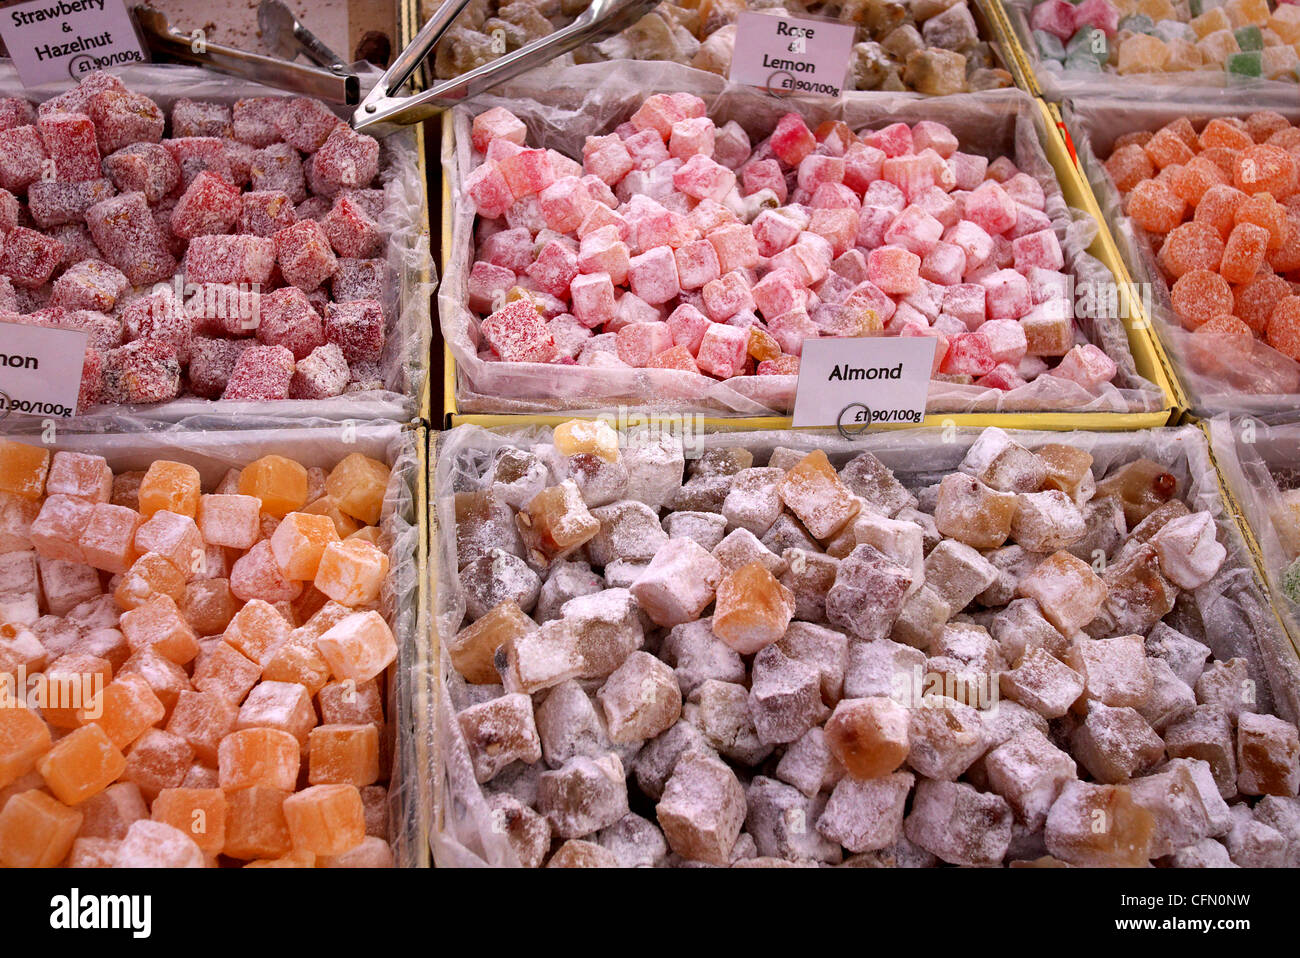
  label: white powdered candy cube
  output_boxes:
[602,560,647,589]
[535,680,621,768]
[712,527,787,576]
[1065,634,1152,708]
[685,679,772,766]
[460,549,542,619]
[853,513,925,595]
[890,586,952,651]
[456,491,525,569]
[935,474,1017,549]
[660,618,745,696]
[1044,781,1155,866]
[826,544,913,641]
[780,548,840,623]
[999,646,1085,718]
[762,514,821,555]
[484,446,550,510]
[537,753,630,839]
[922,540,998,613]
[1224,804,1287,868]
[1145,623,1211,688]
[656,751,746,866]
[621,429,685,512]
[632,719,714,801]
[984,728,1077,830]
[597,812,669,868]
[547,839,619,867]
[840,451,917,517]
[817,772,914,853]
[722,467,786,536]
[843,638,925,700]
[978,545,1045,608]
[587,500,668,566]
[0,550,39,596]
[748,644,828,746]
[629,537,722,627]
[562,588,645,679]
[114,820,205,868]
[458,693,543,783]
[1170,837,1236,869]
[1069,702,1165,784]
[535,560,603,624]
[1138,658,1197,734]
[1068,498,1126,563]
[907,696,987,780]
[775,727,844,798]
[745,777,841,864]
[1194,657,1258,723]
[777,620,849,705]
[499,618,584,694]
[1236,712,1300,797]
[663,511,728,551]
[1151,512,1226,590]
[487,791,551,868]
[1254,796,1300,868]
[1163,704,1237,799]
[904,779,1013,867]
[1128,758,1231,858]
[1010,491,1086,553]
[991,598,1067,664]
[597,650,682,745]
[959,427,1048,493]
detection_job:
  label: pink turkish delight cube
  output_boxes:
[943,283,987,329]
[867,246,921,295]
[582,134,634,186]
[467,261,515,314]
[707,224,760,274]
[1031,0,1077,40]
[965,181,1018,236]
[808,209,858,257]
[1052,343,1117,389]
[702,270,756,322]
[538,176,592,234]
[616,321,675,366]
[1073,0,1119,36]
[85,193,177,286]
[321,195,382,259]
[768,307,820,356]
[1012,229,1064,273]
[912,121,959,159]
[256,287,327,360]
[669,117,715,160]
[920,242,967,286]
[481,227,535,273]
[222,344,295,401]
[312,127,380,194]
[752,268,808,320]
[526,240,580,298]
[674,239,722,291]
[696,322,748,378]
[472,107,527,154]
[570,271,618,328]
[466,162,513,220]
[945,220,995,273]
[85,90,164,154]
[667,303,711,354]
[239,190,298,238]
[981,318,1029,365]
[170,171,241,240]
[631,94,686,140]
[941,331,996,376]
[481,299,558,363]
[274,220,338,291]
[865,122,914,158]
[673,155,736,202]
[627,246,681,305]
[948,152,989,192]
[771,114,817,167]
[578,226,630,286]
[753,210,803,257]
[499,149,555,199]
[740,159,788,202]
[885,206,945,256]
[843,142,886,194]
[981,269,1033,319]
[0,227,63,288]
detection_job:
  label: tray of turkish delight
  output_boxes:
[1004,0,1300,101]
[425,0,1015,96]
[441,65,1166,419]
[0,63,431,424]
[0,419,425,867]
[429,417,1300,867]
[1065,98,1300,420]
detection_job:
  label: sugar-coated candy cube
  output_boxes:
[0,790,83,867]
[0,125,48,193]
[1237,713,1300,797]
[655,751,745,865]
[867,246,921,295]
[322,298,385,366]
[824,696,910,779]
[273,220,338,291]
[36,723,127,806]
[905,779,1012,867]
[183,233,275,286]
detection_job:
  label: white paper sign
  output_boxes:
[791,337,936,430]
[728,11,856,98]
[0,321,88,419]
[0,0,146,87]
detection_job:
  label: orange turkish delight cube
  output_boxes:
[41,652,113,729]
[236,680,317,745]
[152,787,227,854]
[0,699,52,788]
[317,610,397,683]
[122,728,194,800]
[80,503,143,574]
[317,678,384,726]
[114,551,187,611]
[314,538,389,606]
[0,789,82,867]
[37,723,126,805]
[191,640,261,704]
[167,689,239,765]
[222,785,292,860]
[324,453,390,525]
[75,781,147,839]
[778,450,860,540]
[45,451,112,502]
[117,648,191,718]
[262,627,332,696]
[78,672,165,749]
[120,593,200,665]
[553,419,620,462]
[30,494,94,563]
[182,577,241,635]
[223,598,291,666]
[66,836,120,867]
[711,561,796,655]
[238,455,309,518]
[516,481,600,564]
[0,438,50,499]
[301,495,362,538]
[282,783,365,855]
[269,511,340,580]
[138,460,202,519]
[133,510,204,575]
[196,493,261,549]
[448,600,535,684]
[308,724,380,786]
[218,727,300,791]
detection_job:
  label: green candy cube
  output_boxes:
[1067,26,1110,64]
[1189,0,1225,15]
[1226,50,1263,76]
[1234,25,1263,51]
[1033,28,1067,61]
[1065,51,1105,72]
[1118,13,1155,33]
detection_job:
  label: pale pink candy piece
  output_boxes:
[941,331,996,377]
[752,268,808,320]
[943,283,987,330]
[1012,229,1065,273]
[525,240,579,298]
[981,318,1028,365]
[667,303,711,354]
[867,246,921,295]
[919,242,966,286]
[945,220,995,273]
[577,226,630,286]
[570,271,617,328]
[707,224,760,274]
[886,206,945,257]
[471,107,526,154]
[797,154,845,194]
[965,181,1017,236]
[582,134,634,186]
[740,158,787,202]
[669,117,715,160]
[769,307,820,356]
[863,180,906,212]
[616,321,675,367]
[911,120,959,159]
[810,182,860,211]
[702,270,756,322]
[980,268,1033,320]
[1003,173,1046,212]
[627,246,681,305]
[808,208,858,257]
[696,323,748,379]
[1009,204,1053,240]
[480,227,534,272]
[753,209,803,257]
[948,152,988,192]
[864,122,913,158]
[674,239,722,291]
[1052,343,1117,390]
[713,121,751,171]
[673,154,736,202]
[537,176,593,234]
[467,261,514,314]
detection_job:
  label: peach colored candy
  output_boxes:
[0,789,82,867]
[314,538,389,606]
[224,598,291,666]
[316,610,397,683]
[120,593,200,665]
[37,723,127,805]
[151,787,226,854]
[238,455,309,518]
[133,510,204,575]
[115,552,187,611]
[269,511,339,580]
[1194,184,1248,240]
[81,503,143,574]
[1125,180,1186,234]
[1170,269,1233,328]
[138,460,202,518]
[0,438,51,499]
[78,672,166,749]
[41,652,113,728]
[308,724,380,786]
[45,451,112,502]
[1158,221,1223,277]
[1219,222,1270,284]
[223,785,293,860]
[196,493,261,549]
[1235,274,1292,335]
[218,727,301,791]
[325,453,391,526]
[1234,193,1288,250]
[1268,296,1300,361]
[282,783,365,855]
[0,700,52,788]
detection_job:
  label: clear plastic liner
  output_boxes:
[1002,0,1300,105]
[1207,415,1300,656]
[441,64,1163,417]
[1066,96,1300,421]
[429,420,1299,867]
[0,414,426,866]
[0,63,433,426]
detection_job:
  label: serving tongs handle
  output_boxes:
[352,0,660,135]
[133,5,360,104]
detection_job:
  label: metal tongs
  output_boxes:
[133,3,360,104]
[352,0,660,136]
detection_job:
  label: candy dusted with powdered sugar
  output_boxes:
[656,751,745,866]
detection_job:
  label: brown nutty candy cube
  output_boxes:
[547,839,619,868]
[777,450,859,541]
[1236,713,1300,798]
[449,600,536,685]
[999,646,1085,719]
[457,693,542,783]
[537,754,629,839]
[1163,705,1237,798]
[934,473,1017,549]
[824,697,910,779]
[1091,543,1177,638]
[904,779,1013,867]
[1194,657,1259,724]
[984,728,1077,831]
[516,480,600,566]
[959,428,1048,494]
[906,696,986,781]
[779,548,839,623]
[1065,635,1153,710]
[487,791,551,868]
[655,750,745,866]
[1069,702,1165,784]
[1093,458,1179,528]
[1128,759,1230,858]
[1037,443,1095,503]
[1044,781,1155,867]
[596,651,682,745]
[455,490,523,569]
[1016,550,1108,634]
[748,644,827,746]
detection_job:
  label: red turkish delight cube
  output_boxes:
[101,143,180,203]
[865,122,914,157]
[0,97,36,132]
[0,126,48,194]
[466,163,513,219]
[51,260,128,312]
[86,192,177,286]
[232,98,285,148]
[27,179,115,228]
[481,299,558,363]
[250,144,306,204]
[274,220,338,291]
[274,98,342,153]
[312,127,380,195]
[771,114,817,167]
[163,138,233,190]
[525,240,579,299]
[321,195,382,259]
[86,90,164,154]
[170,99,231,138]
[170,171,241,240]
[0,227,64,288]
[323,300,385,364]
[256,287,327,360]
[222,344,295,400]
[183,234,274,286]
[239,191,298,237]
[37,113,99,182]
[101,339,181,404]
[188,337,251,399]
[332,258,385,304]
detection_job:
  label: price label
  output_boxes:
[0,0,146,87]
[728,11,855,98]
[791,337,936,431]
[0,321,88,419]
